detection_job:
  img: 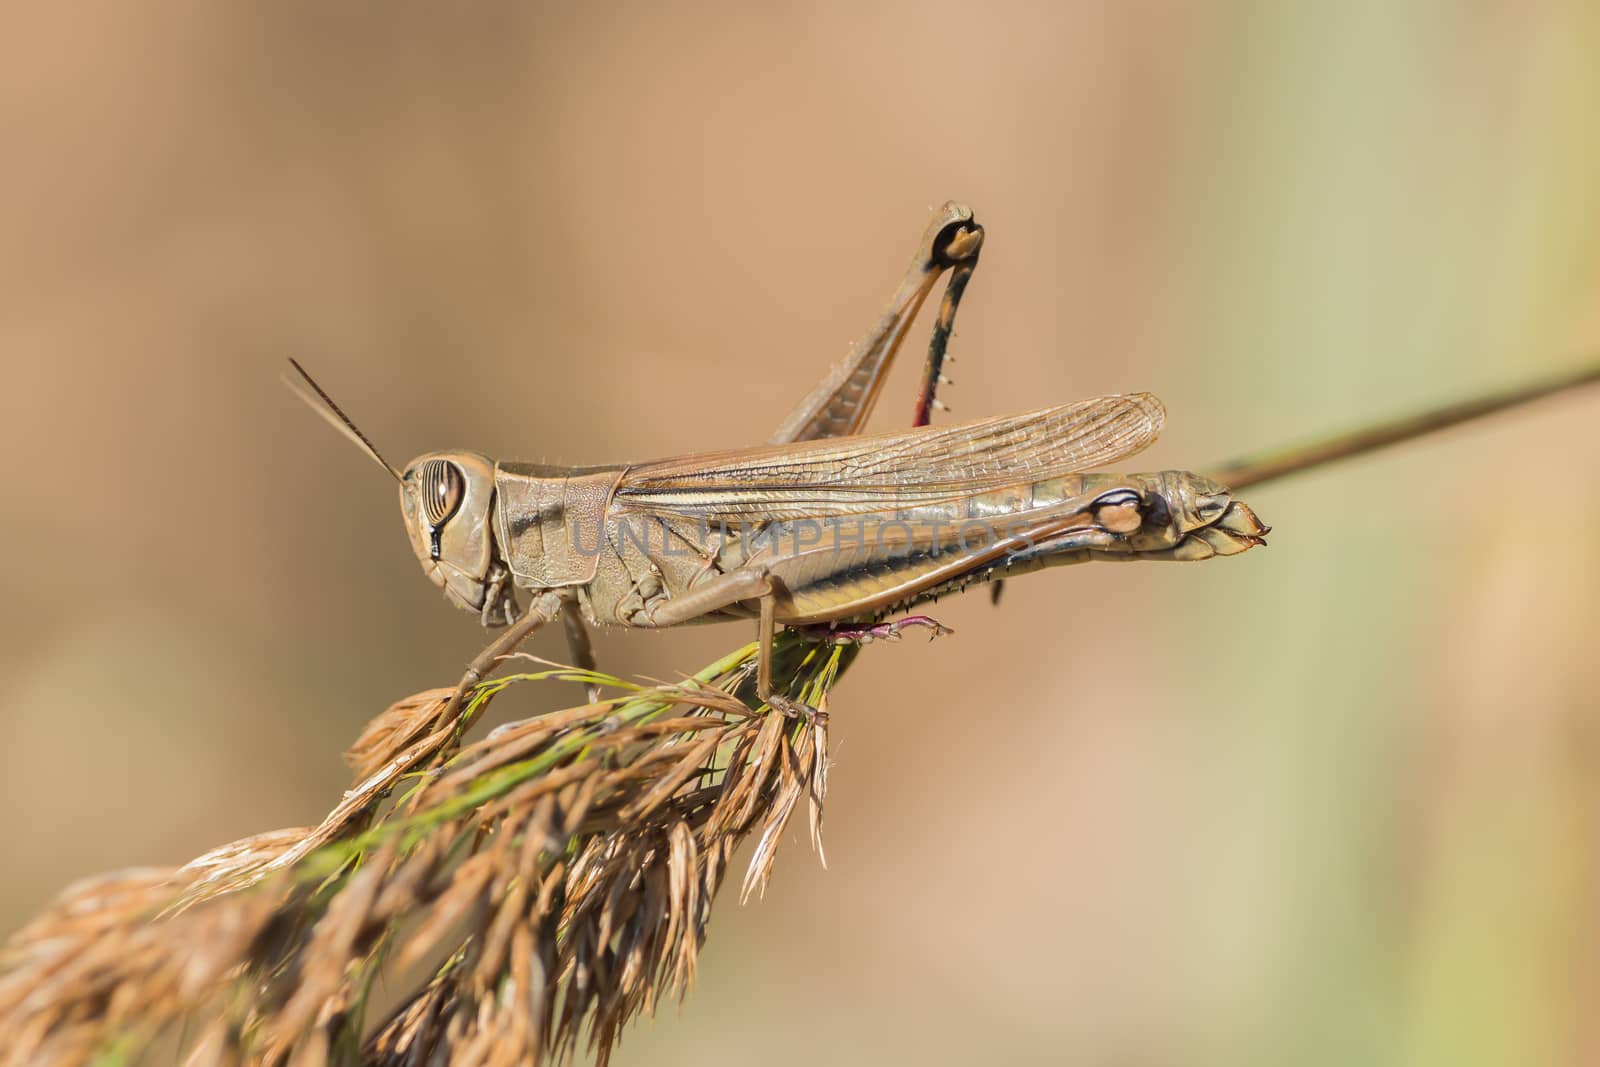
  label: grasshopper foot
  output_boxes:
[765,693,828,726]
[800,615,954,645]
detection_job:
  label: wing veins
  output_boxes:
[617,393,1164,522]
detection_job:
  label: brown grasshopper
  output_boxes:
[289,203,1268,719]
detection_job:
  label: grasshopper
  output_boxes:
[289,203,1268,719]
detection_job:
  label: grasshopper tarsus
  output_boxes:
[766,693,827,726]
[798,615,954,646]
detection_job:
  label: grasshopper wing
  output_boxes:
[616,392,1164,522]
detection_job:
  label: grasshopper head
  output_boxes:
[399,451,502,617]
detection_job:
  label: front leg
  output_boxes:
[440,590,562,725]
[479,563,520,626]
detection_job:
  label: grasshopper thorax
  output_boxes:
[399,450,501,616]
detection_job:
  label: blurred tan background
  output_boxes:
[4,3,1600,1065]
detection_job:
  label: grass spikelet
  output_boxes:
[0,634,851,1065]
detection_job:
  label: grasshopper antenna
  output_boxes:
[283,358,403,483]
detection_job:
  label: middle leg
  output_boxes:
[638,567,820,720]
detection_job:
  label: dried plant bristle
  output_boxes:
[0,636,850,1066]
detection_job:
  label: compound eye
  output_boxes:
[421,460,465,528]
[1090,488,1143,534]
